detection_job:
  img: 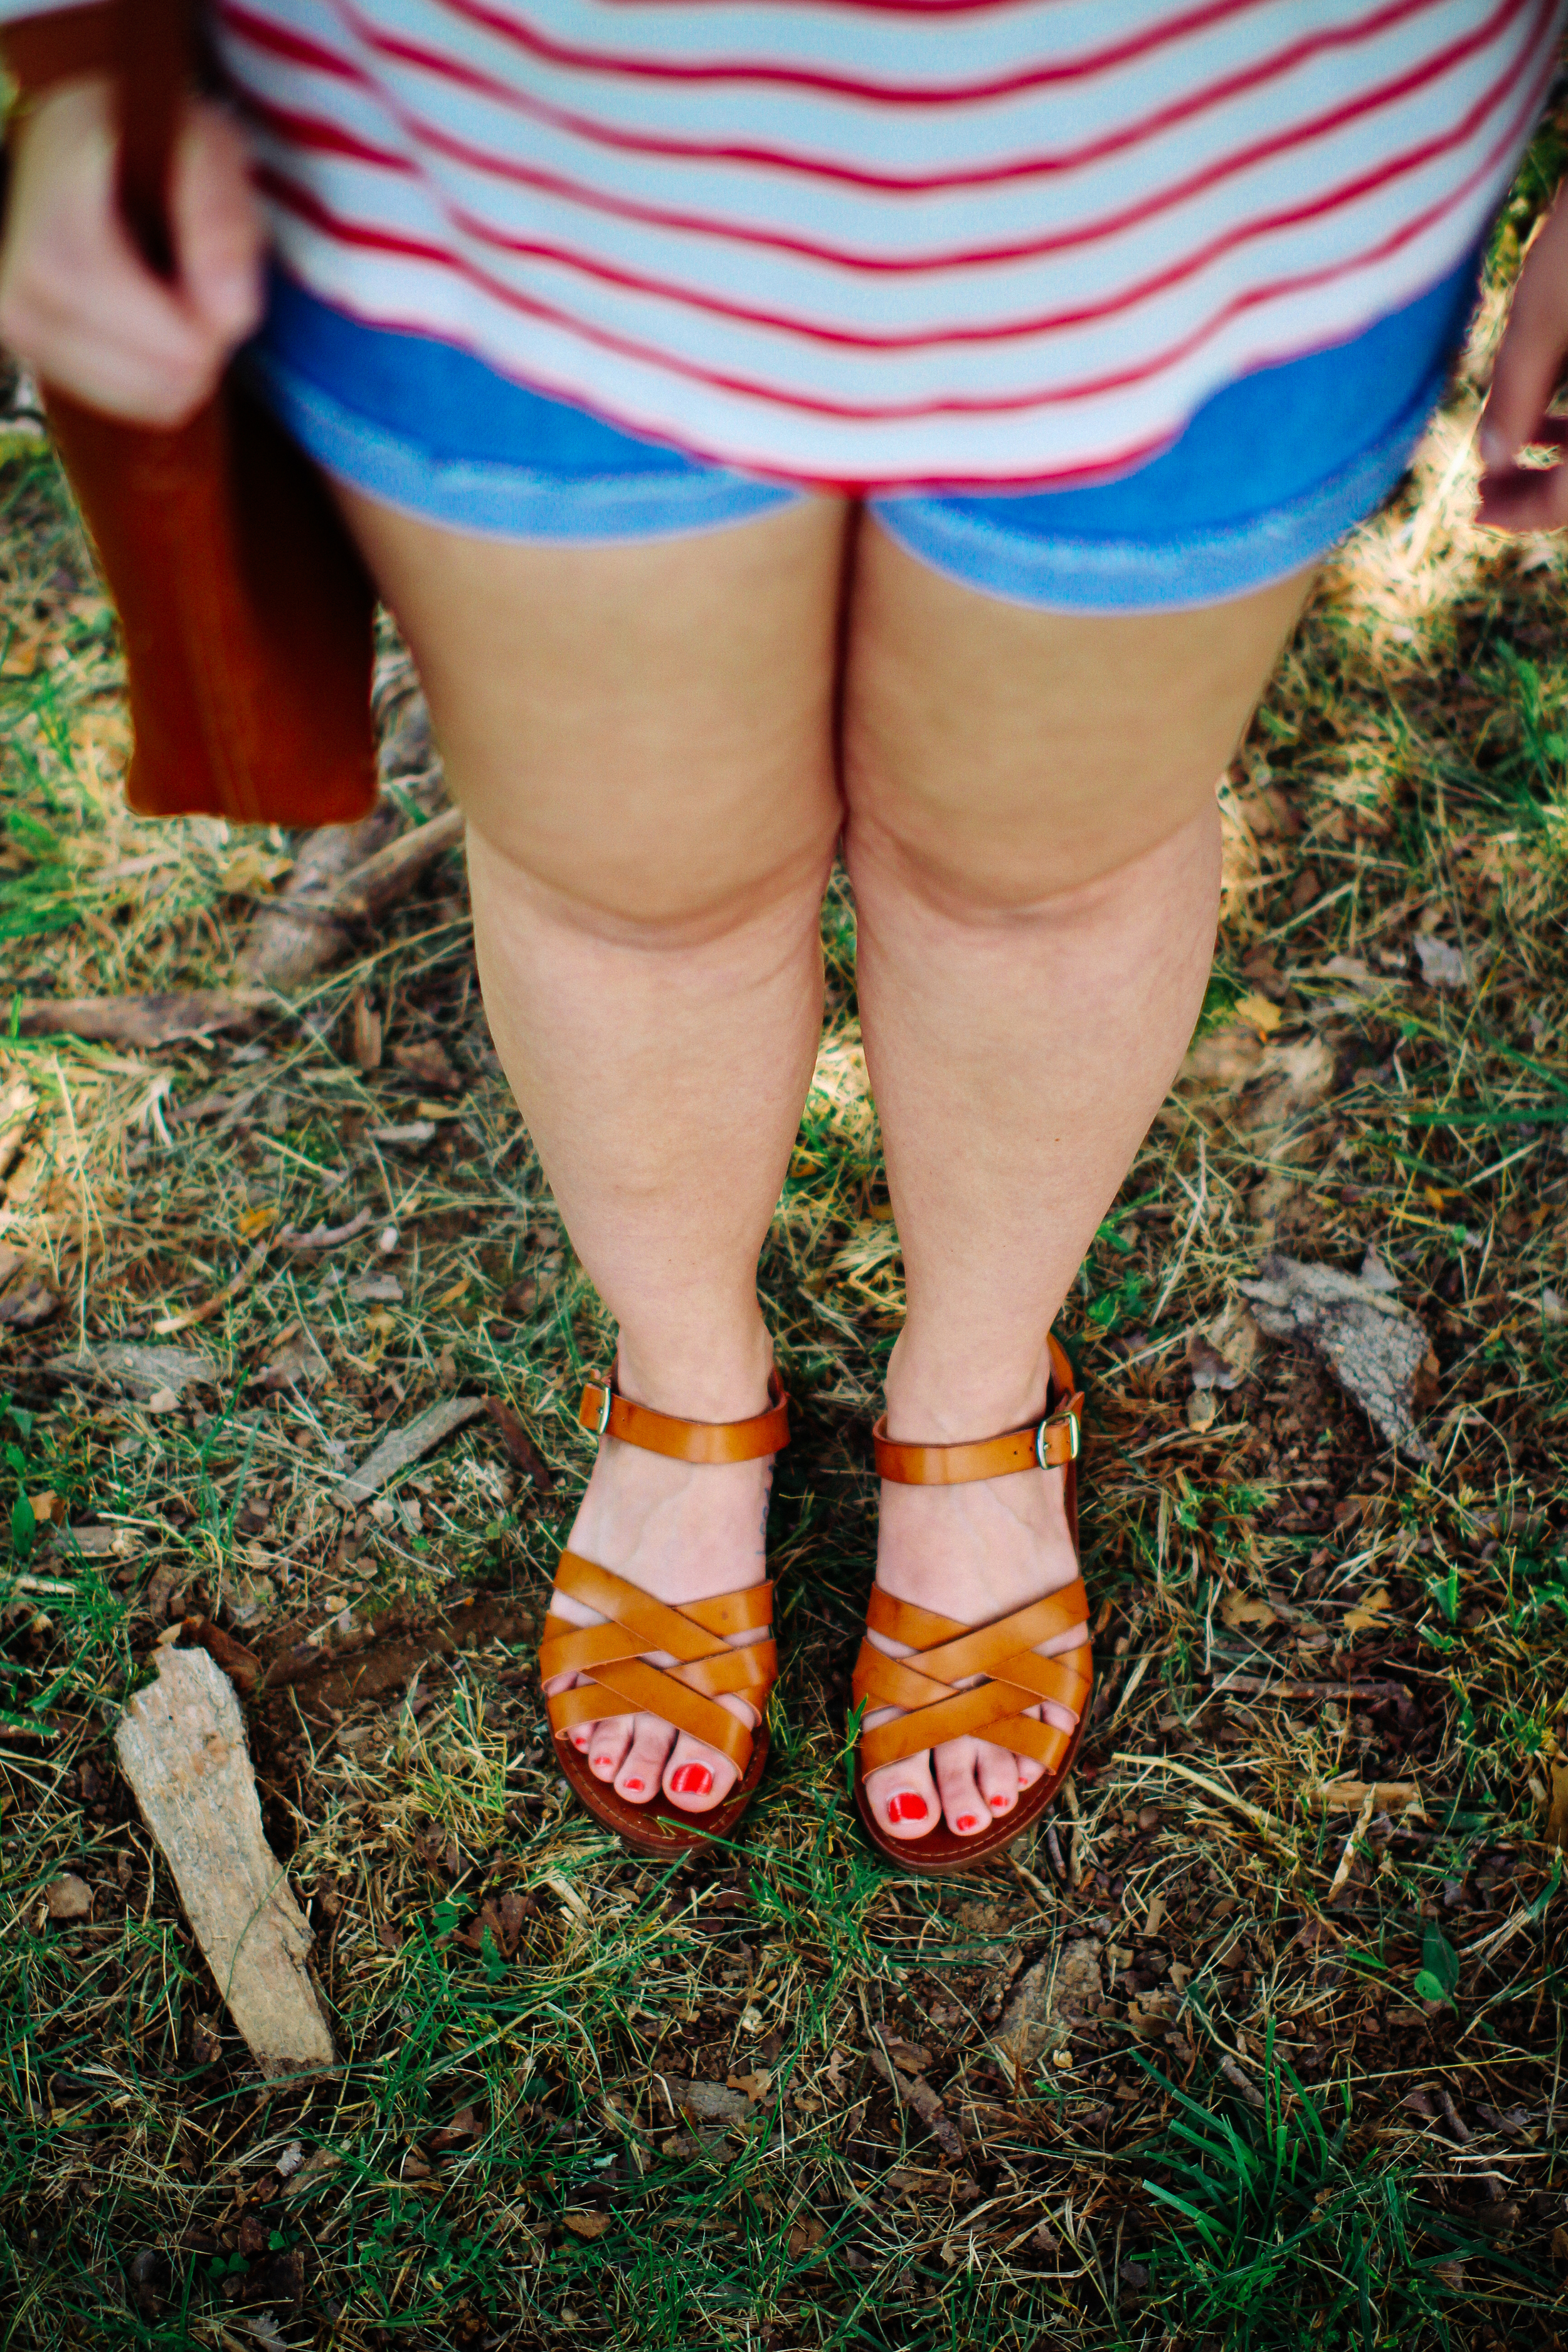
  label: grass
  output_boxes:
[4,122,1568,2352]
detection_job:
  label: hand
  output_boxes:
[0,75,265,426]
[1477,189,1568,532]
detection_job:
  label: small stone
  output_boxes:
[46,1874,93,1921]
[145,1387,179,1414]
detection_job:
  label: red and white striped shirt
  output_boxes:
[214,1,1568,484]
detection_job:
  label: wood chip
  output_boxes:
[334,1396,487,1508]
[45,1342,219,1399]
[114,1646,336,2075]
[1316,1778,1422,1814]
[16,992,270,1046]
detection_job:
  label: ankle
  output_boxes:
[612,1318,776,1424]
[882,1330,1053,1445]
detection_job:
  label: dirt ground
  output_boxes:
[3,129,1568,2352]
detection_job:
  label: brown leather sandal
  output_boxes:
[539,1368,790,1858]
[850,1332,1092,1873]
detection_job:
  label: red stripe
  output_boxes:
[417,0,1406,108]
[254,46,1544,438]
[226,0,1541,202]
[252,20,1545,352]
[241,0,1539,282]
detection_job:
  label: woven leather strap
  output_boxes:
[543,1552,775,1773]
[578,1367,790,1464]
[850,1580,1091,1774]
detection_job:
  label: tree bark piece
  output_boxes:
[334,1394,487,1509]
[114,1646,336,2077]
[1238,1253,1436,1460]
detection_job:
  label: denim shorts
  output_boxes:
[249,253,1479,615]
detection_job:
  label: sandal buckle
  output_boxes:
[1036,1404,1080,1470]
[595,1383,613,1438]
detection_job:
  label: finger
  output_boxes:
[662,1731,738,1812]
[973,1739,1020,1821]
[932,1739,988,1838]
[862,1751,940,1840]
[172,102,265,341]
[613,1714,676,1804]
[1481,194,1568,471]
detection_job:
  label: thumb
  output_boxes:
[169,100,266,342]
[1480,194,1568,472]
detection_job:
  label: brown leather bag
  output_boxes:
[3,0,378,825]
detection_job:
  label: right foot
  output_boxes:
[543,1376,778,1814]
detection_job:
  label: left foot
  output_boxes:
[861,1451,1086,1843]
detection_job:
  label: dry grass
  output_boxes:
[4,132,1568,2352]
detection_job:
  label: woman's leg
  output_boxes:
[338,490,847,1811]
[842,524,1313,1841]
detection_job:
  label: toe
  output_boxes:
[863,1752,940,1841]
[614,1714,677,1805]
[974,1739,1020,1820]
[933,1739,988,1838]
[662,1732,738,1813]
[1015,1703,1046,1789]
[587,1716,634,1781]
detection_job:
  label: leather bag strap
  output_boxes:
[578,1368,790,1465]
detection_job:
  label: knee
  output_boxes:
[465,799,840,950]
[842,734,1222,924]
[844,788,1222,935]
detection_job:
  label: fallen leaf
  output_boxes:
[680,2080,749,2123]
[1220,1589,1276,1630]
[484,1396,556,1494]
[391,1039,460,1093]
[255,1323,330,1392]
[348,988,382,1071]
[1233,990,1283,1039]
[1414,935,1472,991]
[0,1273,58,1328]
[1180,1025,1264,1089]
[561,2212,612,2239]
[1186,1388,1218,1432]
[1236,1034,1335,1133]
[26,1489,62,1525]
[1342,1586,1394,1635]
[787,2218,825,2259]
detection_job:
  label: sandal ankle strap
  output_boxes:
[874,1335,1082,1486]
[578,1367,790,1464]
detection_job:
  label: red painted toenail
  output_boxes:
[888,1793,928,1823]
[594,1757,612,1769]
[956,1814,978,1832]
[670,1762,712,1796]
[624,1778,644,1793]
[990,1794,1009,1809]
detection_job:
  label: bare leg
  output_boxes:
[842,524,1313,1841]
[339,490,846,1811]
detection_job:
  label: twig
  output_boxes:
[151,1239,271,1336]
